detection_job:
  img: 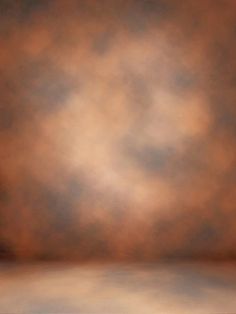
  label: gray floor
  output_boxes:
[0,262,236,314]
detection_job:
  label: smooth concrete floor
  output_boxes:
[0,262,236,314]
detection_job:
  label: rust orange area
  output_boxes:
[0,0,235,261]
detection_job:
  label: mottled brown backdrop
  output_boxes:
[0,0,235,261]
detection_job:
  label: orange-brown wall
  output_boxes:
[0,0,235,261]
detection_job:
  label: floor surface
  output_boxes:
[0,262,236,313]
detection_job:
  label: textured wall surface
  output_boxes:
[0,0,236,261]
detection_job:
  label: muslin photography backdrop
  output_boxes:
[0,0,236,313]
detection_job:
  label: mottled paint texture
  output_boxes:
[0,0,236,261]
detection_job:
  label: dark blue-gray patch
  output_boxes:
[0,0,50,31]
[167,223,220,261]
[124,0,174,34]
[22,176,85,231]
[173,266,236,299]
[15,174,93,259]
[20,0,50,16]
[0,0,15,17]
[168,271,207,299]
[16,58,77,114]
[213,102,236,136]
[170,67,199,92]
[0,104,19,132]
[92,30,115,55]
[126,144,173,174]
[191,223,219,246]
[163,139,209,183]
